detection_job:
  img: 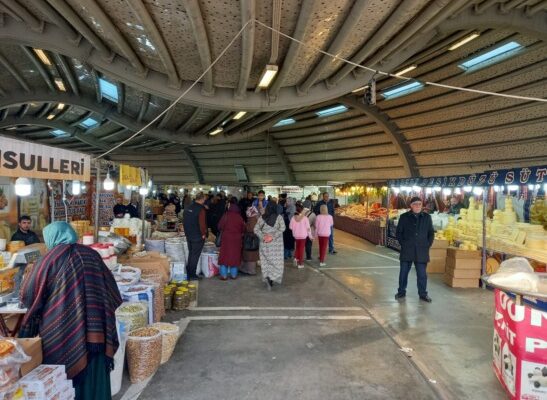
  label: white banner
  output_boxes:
[0,136,91,181]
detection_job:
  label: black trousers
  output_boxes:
[305,238,313,259]
[187,238,205,279]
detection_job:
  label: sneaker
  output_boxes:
[319,262,326,267]
[394,293,406,300]
[305,257,312,261]
[420,296,432,303]
[297,264,305,269]
[292,258,297,267]
[331,250,337,254]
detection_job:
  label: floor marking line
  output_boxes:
[188,306,364,311]
[319,266,399,270]
[337,242,400,262]
[186,315,371,321]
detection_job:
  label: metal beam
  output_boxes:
[36,103,52,118]
[0,115,113,151]
[437,5,547,41]
[45,0,113,59]
[178,107,201,133]
[339,97,418,177]
[117,82,125,114]
[0,52,30,92]
[71,0,146,75]
[262,133,295,184]
[126,0,179,87]
[184,0,214,95]
[194,110,231,136]
[298,0,368,94]
[137,92,150,122]
[157,103,177,129]
[235,0,255,99]
[182,147,203,183]
[53,53,79,95]
[0,0,42,32]
[33,0,80,42]
[16,103,29,118]
[19,45,55,92]
[269,0,315,99]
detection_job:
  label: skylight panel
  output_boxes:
[381,81,424,100]
[273,118,296,127]
[99,78,119,102]
[51,129,68,137]
[79,117,99,129]
[316,105,348,117]
[458,41,523,71]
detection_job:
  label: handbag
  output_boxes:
[243,232,260,251]
[215,231,222,247]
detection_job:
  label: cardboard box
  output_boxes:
[447,247,481,259]
[446,265,481,279]
[429,248,448,259]
[16,338,42,376]
[431,239,449,249]
[427,257,446,274]
[446,257,481,270]
[20,365,67,400]
[443,274,479,288]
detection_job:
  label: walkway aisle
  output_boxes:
[125,229,506,400]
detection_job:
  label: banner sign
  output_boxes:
[388,166,547,188]
[0,136,91,181]
[492,289,547,400]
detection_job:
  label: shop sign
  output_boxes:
[0,136,90,181]
[493,289,547,400]
[388,166,547,188]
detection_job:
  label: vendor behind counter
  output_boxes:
[10,215,40,246]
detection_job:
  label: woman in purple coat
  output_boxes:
[218,200,246,280]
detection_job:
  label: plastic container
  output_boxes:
[163,288,172,311]
[188,284,197,302]
[150,322,181,364]
[110,319,129,396]
[126,327,162,383]
[115,301,148,331]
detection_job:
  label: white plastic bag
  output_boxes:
[488,257,539,292]
[0,338,31,388]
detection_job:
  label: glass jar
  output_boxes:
[163,288,173,311]
[173,290,185,311]
[188,284,197,302]
[181,288,190,309]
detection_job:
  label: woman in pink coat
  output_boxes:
[218,200,246,280]
[289,202,311,269]
[315,205,334,267]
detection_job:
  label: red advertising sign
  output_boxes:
[493,289,547,400]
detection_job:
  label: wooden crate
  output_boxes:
[446,257,481,270]
[430,248,448,259]
[446,265,481,279]
[431,239,449,249]
[428,257,446,274]
[447,247,481,259]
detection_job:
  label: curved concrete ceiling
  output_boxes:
[0,0,545,185]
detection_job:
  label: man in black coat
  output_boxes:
[183,193,207,281]
[395,196,434,303]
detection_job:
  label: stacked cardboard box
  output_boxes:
[428,239,449,274]
[444,247,481,288]
[118,251,171,283]
[19,365,74,400]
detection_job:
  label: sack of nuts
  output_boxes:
[151,322,181,364]
[126,327,162,383]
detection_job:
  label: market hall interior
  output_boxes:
[0,0,546,399]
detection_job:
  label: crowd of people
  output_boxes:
[180,190,336,290]
[392,192,467,215]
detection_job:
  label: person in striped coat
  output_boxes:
[19,221,122,400]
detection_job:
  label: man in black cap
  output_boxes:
[395,196,434,303]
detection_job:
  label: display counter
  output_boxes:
[333,215,385,245]
[482,274,547,400]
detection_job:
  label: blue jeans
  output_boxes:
[397,261,428,297]
[329,226,334,253]
[220,265,238,279]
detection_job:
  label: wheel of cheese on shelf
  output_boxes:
[486,256,500,275]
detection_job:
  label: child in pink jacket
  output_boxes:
[315,205,334,266]
[289,203,311,269]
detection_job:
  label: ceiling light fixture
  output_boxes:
[209,127,223,136]
[394,64,417,76]
[46,114,55,120]
[448,32,480,51]
[54,78,66,92]
[103,172,115,191]
[57,103,65,110]
[15,177,32,197]
[33,48,51,66]
[257,65,278,89]
[233,111,247,120]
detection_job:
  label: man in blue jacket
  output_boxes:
[395,197,434,303]
[314,192,336,254]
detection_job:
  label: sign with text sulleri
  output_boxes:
[0,136,91,181]
[493,289,547,400]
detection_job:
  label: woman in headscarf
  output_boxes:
[217,199,246,280]
[254,201,286,290]
[283,197,296,261]
[19,222,122,400]
[240,206,260,275]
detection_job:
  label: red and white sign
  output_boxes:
[493,289,547,400]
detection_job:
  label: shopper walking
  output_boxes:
[283,197,296,260]
[315,205,334,267]
[183,193,207,281]
[218,200,246,280]
[254,201,286,290]
[395,196,434,303]
[304,207,316,261]
[19,221,122,400]
[241,206,260,275]
[314,192,337,254]
[239,191,254,221]
[289,202,311,269]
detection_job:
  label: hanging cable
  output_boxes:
[254,19,547,103]
[94,18,255,159]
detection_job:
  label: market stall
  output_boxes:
[333,185,388,245]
